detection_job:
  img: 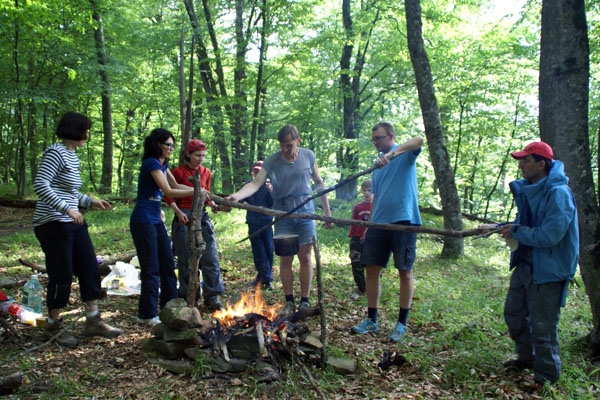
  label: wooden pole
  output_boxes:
[209,193,492,239]
[313,236,327,364]
[186,172,207,308]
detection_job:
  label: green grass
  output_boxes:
[0,202,598,399]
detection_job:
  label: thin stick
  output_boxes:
[2,314,84,364]
[313,236,327,364]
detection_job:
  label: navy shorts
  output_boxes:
[360,223,417,270]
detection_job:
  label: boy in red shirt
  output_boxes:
[349,179,372,300]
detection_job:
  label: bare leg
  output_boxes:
[398,269,414,309]
[366,265,383,308]
[297,243,313,298]
[279,255,294,296]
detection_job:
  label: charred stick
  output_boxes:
[256,320,269,359]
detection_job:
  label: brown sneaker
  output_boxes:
[45,318,78,348]
[84,313,122,338]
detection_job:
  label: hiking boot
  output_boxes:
[84,314,122,338]
[503,358,534,372]
[389,322,407,342]
[204,296,223,312]
[138,316,161,326]
[45,318,78,348]
[351,317,379,334]
[298,301,310,312]
[279,301,295,317]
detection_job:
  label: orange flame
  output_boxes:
[212,286,280,327]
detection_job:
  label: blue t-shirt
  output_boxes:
[262,148,316,214]
[370,144,422,225]
[130,158,168,224]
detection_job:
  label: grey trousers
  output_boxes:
[504,262,565,384]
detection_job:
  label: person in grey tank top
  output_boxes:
[227,125,332,316]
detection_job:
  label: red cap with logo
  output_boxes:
[511,141,553,160]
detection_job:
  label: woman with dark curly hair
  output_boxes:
[130,128,194,326]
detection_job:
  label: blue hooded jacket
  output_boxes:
[509,160,579,286]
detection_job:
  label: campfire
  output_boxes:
[147,287,326,380]
[211,286,280,327]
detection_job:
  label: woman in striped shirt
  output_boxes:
[33,111,121,348]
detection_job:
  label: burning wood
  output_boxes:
[146,289,324,377]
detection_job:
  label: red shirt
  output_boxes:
[349,201,371,238]
[164,164,211,209]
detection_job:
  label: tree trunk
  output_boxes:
[539,0,600,354]
[232,0,250,187]
[91,0,114,195]
[183,0,233,193]
[337,0,377,202]
[404,0,464,257]
[249,0,269,168]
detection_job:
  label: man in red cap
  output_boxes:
[165,139,225,312]
[499,141,579,385]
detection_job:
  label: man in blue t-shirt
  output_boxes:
[351,122,424,343]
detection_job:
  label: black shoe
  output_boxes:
[503,359,534,372]
[262,282,273,291]
[204,296,223,312]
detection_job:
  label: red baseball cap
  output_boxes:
[252,160,263,172]
[186,139,207,153]
[511,141,553,161]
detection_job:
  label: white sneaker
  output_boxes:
[137,316,161,326]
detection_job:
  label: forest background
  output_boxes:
[2,0,600,369]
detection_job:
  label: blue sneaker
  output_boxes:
[390,322,407,342]
[351,318,379,334]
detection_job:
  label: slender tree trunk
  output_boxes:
[91,0,114,195]
[337,0,377,202]
[232,0,250,185]
[404,0,463,257]
[183,0,233,192]
[250,0,269,166]
[539,0,600,354]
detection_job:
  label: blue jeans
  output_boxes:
[171,210,224,299]
[504,262,564,383]
[130,222,178,319]
[274,217,316,247]
[248,222,274,284]
[34,221,102,312]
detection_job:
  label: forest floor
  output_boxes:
[0,205,596,399]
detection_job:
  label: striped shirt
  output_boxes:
[33,143,92,227]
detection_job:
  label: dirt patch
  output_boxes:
[0,206,34,237]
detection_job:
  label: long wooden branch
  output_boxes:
[187,173,207,308]
[209,193,493,238]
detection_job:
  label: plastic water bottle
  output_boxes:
[22,274,43,314]
[7,302,40,325]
